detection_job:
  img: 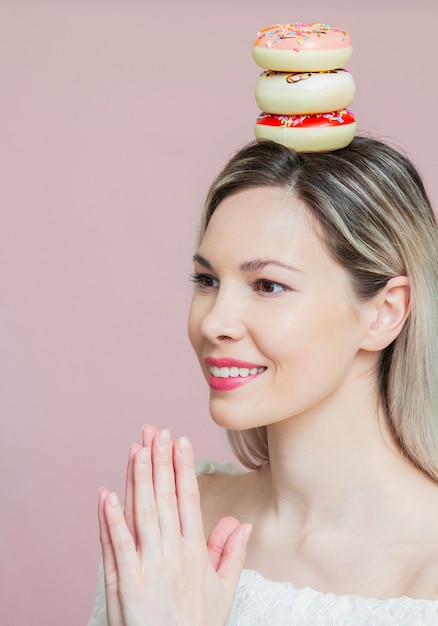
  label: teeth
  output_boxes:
[210,366,265,378]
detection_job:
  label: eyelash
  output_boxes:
[190,273,288,296]
[189,273,219,288]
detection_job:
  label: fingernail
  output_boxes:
[138,447,150,464]
[158,429,170,448]
[243,523,253,540]
[177,436,191,455]
[108,492,119,509]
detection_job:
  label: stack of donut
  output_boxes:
[252,23,356,152]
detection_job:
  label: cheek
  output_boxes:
[256,311,337,373]
[244,323,304,386]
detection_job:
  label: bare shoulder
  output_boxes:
[403,479,438,599]
[411,527,438,598]
[198,465,257,537]
[407,554,438,600]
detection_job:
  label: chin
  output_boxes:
[208,398,267,431]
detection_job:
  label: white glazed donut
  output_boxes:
[254,110,357,152]
[255,69,356,115]
[253,23,353,72]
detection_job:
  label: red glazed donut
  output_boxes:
[254,109,357,152]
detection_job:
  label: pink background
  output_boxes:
[1,1,437,624]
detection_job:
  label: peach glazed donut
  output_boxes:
[253,23,353,72]
[254,109,357,152]
[255,69,356,115]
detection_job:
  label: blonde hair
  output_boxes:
[199,137,438,480]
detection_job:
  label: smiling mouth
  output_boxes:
[209,366,266,378]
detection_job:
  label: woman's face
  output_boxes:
[188,186,375,431]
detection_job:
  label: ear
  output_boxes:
[360,276,410,352]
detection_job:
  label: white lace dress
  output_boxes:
[88,460,438,626]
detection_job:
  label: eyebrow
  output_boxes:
[192,254,302,273]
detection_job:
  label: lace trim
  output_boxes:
[228,569,438,625]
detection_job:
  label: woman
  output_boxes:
[89,137,438,625]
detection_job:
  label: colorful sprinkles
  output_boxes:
[254,23,349,50]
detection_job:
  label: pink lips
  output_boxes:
[205,357,266,392]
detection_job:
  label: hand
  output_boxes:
[98,426,252,626]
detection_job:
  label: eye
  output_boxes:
[253,279,288,296]
[190,272,219,289]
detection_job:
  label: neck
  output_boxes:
[260,367,414,527]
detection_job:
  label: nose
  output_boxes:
[199,287,247,344]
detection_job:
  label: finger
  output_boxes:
[97,488,124,626]
[173,436,204,542]
[103,491,140,580]
[124,443,141,541]
[207,516,241,571]
[216,523,253,592]
[133,446,162,557]
[152,429,180,545]
[142,424,158,448]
